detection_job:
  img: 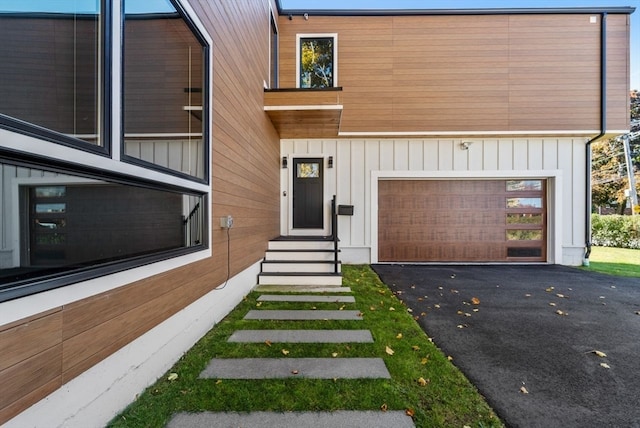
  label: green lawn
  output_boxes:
[585,246,640,277]
[108,265,502,428]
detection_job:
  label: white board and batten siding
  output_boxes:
[281,137,588,266]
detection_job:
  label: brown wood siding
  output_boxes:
[0,0,280,424]
[378,180,547,262]
[278,13,630,135]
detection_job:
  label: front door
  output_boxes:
[292,158,323,229]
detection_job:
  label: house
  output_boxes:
[0,0,633,426]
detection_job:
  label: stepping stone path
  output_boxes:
[168,285,416,428]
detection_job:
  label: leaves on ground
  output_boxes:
[520,386,529,394]
[600,363,611,369]
[471,297,481,305]
[385,346,395,355]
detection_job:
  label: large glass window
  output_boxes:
[0,1,104,147]
[0,159,206,302]
[297,34,336,88]
[270,12,279,88]
[123,0,207,180]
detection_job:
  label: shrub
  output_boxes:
[591,214,640,249]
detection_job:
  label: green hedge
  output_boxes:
[591,214,640,249]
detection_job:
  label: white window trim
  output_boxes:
[295,33,338,89]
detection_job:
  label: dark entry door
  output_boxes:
[292,158,323,229]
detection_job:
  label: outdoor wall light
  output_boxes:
[282,156,288,168]
[328,156,333,168]
[460,141,472,150]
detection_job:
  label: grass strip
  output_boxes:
[108,265,503,428]
[584,246,640,278]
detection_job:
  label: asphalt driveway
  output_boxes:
[371,265,640,428]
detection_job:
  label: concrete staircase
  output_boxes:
[258,237,342,286]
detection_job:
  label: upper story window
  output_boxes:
[0,1,106,148]
[297,34,337,89]
[123,0,208,180]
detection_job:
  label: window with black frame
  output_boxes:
[0,1,104,147]
[122,0,207,180]
[0,0,210,302]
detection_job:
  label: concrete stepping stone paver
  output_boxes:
[228,329,373,343]
[200,357,390,379]
[255,285,352,293]
[167,410,415,428]
[244,309,362,320]
[257,294,355,303]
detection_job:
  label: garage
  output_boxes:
[378,179,547,262]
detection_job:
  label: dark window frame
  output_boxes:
[0,149,208,303]
[0,2,112,157]
[120,0,211,185]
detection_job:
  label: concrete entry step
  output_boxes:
[244,310,362,321]
[200,358,390,379]
[228,329,374,343]
[167,410,416,428]
[257,294,355,303]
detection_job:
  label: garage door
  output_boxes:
[378,179,546,262]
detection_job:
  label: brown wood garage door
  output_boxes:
[378,179,546,262]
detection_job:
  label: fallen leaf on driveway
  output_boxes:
[380,403,388,412]
[520,386,529,394]
[591,350,607,358]
[471,297,481,305]
[549,302,557,306]
[405,408,415,417]
[556,293,566,298]
[546,286,555,292]
[600,363,611,369]
[556,310,568,316]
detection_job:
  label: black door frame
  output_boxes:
[290,156,326,234]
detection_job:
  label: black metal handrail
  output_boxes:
[331,195,339,273]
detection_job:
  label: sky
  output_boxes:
[280,0,639,90]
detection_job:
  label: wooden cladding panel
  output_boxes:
[278,13,629,135]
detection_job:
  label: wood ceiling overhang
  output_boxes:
[264,88,343,138]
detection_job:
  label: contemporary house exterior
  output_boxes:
[0,1,633,426]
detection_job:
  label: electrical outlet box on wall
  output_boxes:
[220,215,233,228]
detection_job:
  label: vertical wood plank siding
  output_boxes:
[0,0,280,423]
[278,13,630,134]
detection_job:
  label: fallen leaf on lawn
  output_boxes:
[380,403,388,412]
[389,307,396,311]
[281,349,290,355]
[378,290,386,295]
[369,306,376,311]
[215,379,223,385]
[421,357,429,365]
[385,346,395,355]
[412,345,421,351]
[396,333,403,339]
[167,373,178,381]
[592,350,607,358]
[471,297,481,305]
[265,340,272,347]
[332,352,338,358]
[520,386,529,394]
[256,302,262,307]
[447,355,453,361]
[600,363,611,369]
[405,408,415,417]
[417,377,429,387]
[339,305,345,311]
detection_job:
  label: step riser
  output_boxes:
[261,263,341,273]
[258,275,343,286]
[265,251,335,261]
[268,241,335,251]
